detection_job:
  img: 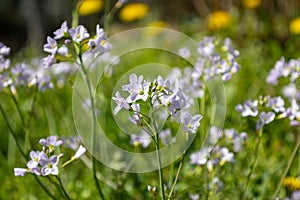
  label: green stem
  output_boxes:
[0,103,56,199]
[167,151,186,200]
[78,55,105,200]
[0,103,26,159]
[243,128,263,200]
[271,137,300,199]
[9,88,26,128]
[155,132,166,200]
[104,0,111,33]
[56,176,71,200]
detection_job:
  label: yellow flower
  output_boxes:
[78,0,103,16]
[144,21,167,36]
[290,17,300,35]
[147,21,167,28]
[207,11,231,31]
[283,177,300,191]
[242,0,261,9]
[119,3,149,22]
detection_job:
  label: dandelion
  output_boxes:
[207,11,231,31]
[119,3,149,22]
[283,177,300,191]
[78,0,103,16]
[290,17,300,35]
[242,0,261,9]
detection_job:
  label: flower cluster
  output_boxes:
[113,73,202,133]
[14,135,86,177]
[190,126,247,171]
[267,57,300,86]
[236,96,286,129]
[43,21,111,67]
[174,37,240,99]
[266,57,300,126]
[130,128,175,148]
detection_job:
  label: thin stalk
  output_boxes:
[104,0,111,33]
[271,137,300,199]
[243,129,263,200]
[33,176,56,200]
[55,176,71,200]
[168,151,186,200]
[9,88,26,128]
[0,103,26,158]
[78,55,105,200]
[155,132,166,200]
[0,103,55,199]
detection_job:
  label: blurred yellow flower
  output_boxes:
[119,3,149,22]
[78,0,103,16]
[207,11,231,31]
[283,177,300,191]
[144,21,167,36]
[290,17,300,35]
[147,21,167,28]
[242,0,261,9]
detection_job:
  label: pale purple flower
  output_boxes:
[26,151,44,169]
[209,126,223,144]
[130,130,151,148]
[57,45,69,56]
[112,91,130,115]
[290,190,300,200]
[189,194,199,200]
[198,37,215,57]
[259,111,275,125]
[236,100,258,117]
[28,70,53,91]
[0,42,11,55]
[14,168,28,176]
[159,129,173,145]
[0,58,10,72]
[219,147,234,166]
[43,55,56,67]
[181,112,202,133]
[88,25,111,55]
[62,136,81,150]
[190,147,211,165]
[53,21,69,39]
[40,154,60,176]
[160,89,187,115]
[71,145,86,160]
[69,25,90,43]
[266,96,285,113]
[178,47,191,58]
[39,135,63,152]
[11,63,34,86]
[129,104,142,126]
[43,36,58,55]
[122,74,151,103]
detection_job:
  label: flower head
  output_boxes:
[40,154,61,176]
[242,0,261,9]
[53,21,69,40]
[78,0,103,16]
[207,11,231,31]
[119,3,149,22]
[71,145,86,160]
[39,135,63,153]
[69,25,90,43]
[290,17,300,35]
